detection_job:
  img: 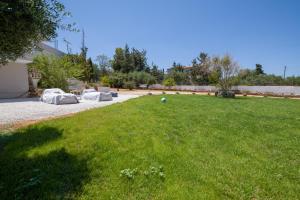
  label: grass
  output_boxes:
[0,95,299,199]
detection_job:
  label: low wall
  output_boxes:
[148,84,300,95]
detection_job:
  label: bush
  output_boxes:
[215,90,235,98]
[109,72,126,88]
[29,55,69,90]
[128,71,156,88]
[100,76,110,87]
[123,81,135,90]
[163,78,176,88]
[166,71,190,85]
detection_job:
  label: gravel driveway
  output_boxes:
[0,94,139,126]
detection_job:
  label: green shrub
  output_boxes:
[100,76,110,87]
[29,55,69,90]
[128,71,156,88]
[215,90,235,98]
[109,72,126,88]
[123,81,135,90]
[163,78,176,88]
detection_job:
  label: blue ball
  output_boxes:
[161,97,166,103]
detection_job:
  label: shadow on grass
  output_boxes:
[0,126,90,199]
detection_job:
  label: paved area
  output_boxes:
[0,94,139,126]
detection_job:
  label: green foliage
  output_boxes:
[215,90,235,98]
[96,54,111,77]
[63,54,95,83]
[59,55,84,80]
[100,76,110,87]
[150,64,164,83]
[120,166,165,181]
[255,64,264,75]
[191,52,211,85]
[123,81,135,90]
[166,71,190,85]
[120,168,138,180]
[108,72,126,88]
[29,55,82,90]
[86,57,96,82]
[212,55,239,91]
[0,0,75,64]
[208,66,221,84]
[128,71,156,88]
[163,77,176,87]
[112,44,148,73]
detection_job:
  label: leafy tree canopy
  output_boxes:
[112,44,149,73]
[255,64,264,75]
[0,0,75,64]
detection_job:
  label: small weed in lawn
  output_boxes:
[120,166,165,181]
[120,168,138,180]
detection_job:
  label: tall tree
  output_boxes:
[150,64,164,83]
[96,54,111,77]
[255,64,264,75]
[112,44,149,73]
[0,0,75,64]
[131,48,148,71]
[191,52,210,85]
[86,57,95,82]
[112,48,125,72]
[123,44,134,73]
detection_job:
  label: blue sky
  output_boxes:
[54,0,300,76]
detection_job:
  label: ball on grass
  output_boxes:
[161,97,166,103]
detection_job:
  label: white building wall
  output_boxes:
[0,62,29,98]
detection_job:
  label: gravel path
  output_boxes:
[0,94,139,126]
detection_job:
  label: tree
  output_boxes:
[191,52,210,85]
[0,0,75,64]
[150,64,164,83]
[208,66,221,84]
[128,71,156,88]
[28,54,83,90]
[166,71,190,85]
[87,57,96,82]
[212,55,239,91]
[100,76,110,86]
[112,44,149,73]
[123,44,134,73]
[255,64,264,75]
[163,78,176,88]
[131,48,148,71]
[109,72,126,88]
[169,62,184,72]
[96,54,111,77]
[112,48,125,72]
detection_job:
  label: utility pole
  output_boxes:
[283,65,287,79]
[63,38,71,54]
[81,29,85,50]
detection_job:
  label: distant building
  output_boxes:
[182,66,193,73]
[0,43,64,99]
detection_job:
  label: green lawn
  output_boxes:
[0,95,299,199]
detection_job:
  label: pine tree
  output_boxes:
[255,64,264,75]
